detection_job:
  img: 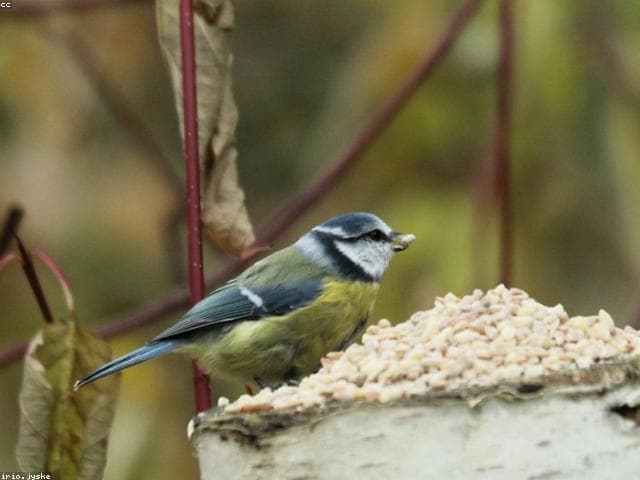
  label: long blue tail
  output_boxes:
[74,339,184,390]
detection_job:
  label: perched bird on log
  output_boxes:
[75,212,415,390]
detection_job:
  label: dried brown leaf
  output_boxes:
[16,321,119,479]
[157,0,255,255]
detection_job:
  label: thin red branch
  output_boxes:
[180,0,204,311]
[0,0,485,370]
[15,237,54,324]
[0,206,24,256]
[495,0,514,286]
[6,0,149,17]
[179,0,211,412]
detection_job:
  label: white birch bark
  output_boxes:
[191,361,640,479]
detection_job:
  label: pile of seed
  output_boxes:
[219,285,640,413]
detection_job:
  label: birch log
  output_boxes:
[190,360,640,480]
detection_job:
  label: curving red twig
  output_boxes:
[0,0,486,371]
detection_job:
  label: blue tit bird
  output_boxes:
[74,212,415,390]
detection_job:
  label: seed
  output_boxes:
[454,330,479,343]
[598,310,615,328]
[484,325,499,339]
[575,357,593,369]
[500,326,516,341]
[567,316,590,331]
[524,364,545,378]
[218,286,640,413]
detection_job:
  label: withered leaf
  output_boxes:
[157,0,255,255]
[16,321,119,479]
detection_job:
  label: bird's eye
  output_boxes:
[368,229,385,241]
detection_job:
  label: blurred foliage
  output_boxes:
[1,0,640,478]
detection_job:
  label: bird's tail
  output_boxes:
[74,339,184,390]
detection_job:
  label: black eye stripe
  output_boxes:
[314,228,388,242]
[335,230,387,242]
[310,231,375,282]
[367,229,387,241]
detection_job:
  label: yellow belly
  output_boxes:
[184,280,379,384]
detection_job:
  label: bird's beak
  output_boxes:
[390,232,416,251]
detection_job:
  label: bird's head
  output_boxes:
[295,212,415,282]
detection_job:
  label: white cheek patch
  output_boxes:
[334,240,391,280]
[295,234,332,269]
[238,284,264,308]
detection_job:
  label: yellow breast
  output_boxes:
[189,279,379,384]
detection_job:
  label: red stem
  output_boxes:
[495,0,514,286]
[179,0,211,412]
[0,0,485,370]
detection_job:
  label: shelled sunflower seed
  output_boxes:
[219,285,640,413]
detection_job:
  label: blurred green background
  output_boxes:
[1,0,640,477]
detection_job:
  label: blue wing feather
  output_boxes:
[152,276,324,342]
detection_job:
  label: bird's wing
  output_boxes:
[152,265,325,342]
